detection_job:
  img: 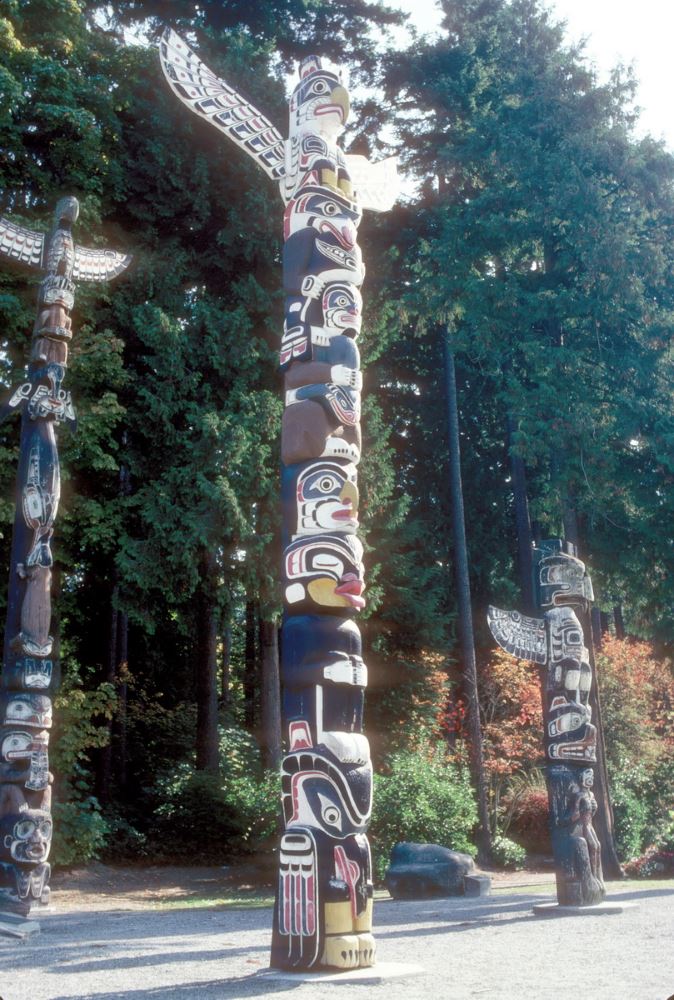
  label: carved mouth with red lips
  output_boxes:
[333,573,365,609]
[332,501,355,522]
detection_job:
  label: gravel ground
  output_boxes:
[1,882,673,1000]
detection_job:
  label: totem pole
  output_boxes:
[159,30,397,969]
[0,199,130,915]
[488,539,605,906]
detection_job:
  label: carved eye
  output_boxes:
[4,735,27,753]
[313,80,328,94]
[39,821,52,839]
[15,820,35,840]
[8,700,29,718]
[323,202,338,215]
[318,475,338,493]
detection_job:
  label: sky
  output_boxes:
[393,0,674,149]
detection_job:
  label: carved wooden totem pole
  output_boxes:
[0,199,130,914]
[159,30,397,969]
[488,539,605,906]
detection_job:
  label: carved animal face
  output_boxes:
[1,729,49,763]
[283,534,365,612]
[289,58,350,138]
[282,749,371,835]
[286,459,359,535]
[537,551,594,608]
[1,693,52,729]
[4,658,54,690]
[284,187,361,242]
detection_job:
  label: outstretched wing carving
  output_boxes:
[0,217,44,269]
[344,155,399,213]
[72,246,132,282]
[487,606,547,664]
[159,28,286,181]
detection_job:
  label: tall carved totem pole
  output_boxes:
[159,30,397,969]
[0,199,130,915]
[488,539,606,907]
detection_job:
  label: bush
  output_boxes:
[370,747,477,881]
[501,783,551,854]
[490,835,526,870]
[611,767,651,862]
[147,724,280,862]
[50,669,117,867]
[622,812,674,878]
[52,790,109,867]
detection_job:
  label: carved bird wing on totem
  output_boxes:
[72,246,132,282]
[344,154,399,213]
[487,606,547,665]
[0,216,45,269]
[159,28,286,182]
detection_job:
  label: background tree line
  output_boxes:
[1,0,672,873]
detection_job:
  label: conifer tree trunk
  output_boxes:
[444,337,492,862]
[260,619,282,771]
[98,586,119,803]
[117,609,129,792]
[244,599,258,731]
[506,413,534,613]
[195,550,220,774]
[221,620,232,707]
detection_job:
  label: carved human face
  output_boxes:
[284,534,365,612]
[289,59,350,138]
[1,810,52,864]
[322,283,362,335]
[1,693,52,729]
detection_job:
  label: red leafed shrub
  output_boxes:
[503,786,551,853]
[477,648,544,831]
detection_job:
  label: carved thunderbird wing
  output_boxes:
[72,246,132,282]
[159,28,286,181]
[344,155,399,213]
[0,217,44,269]
[487,606,547,665]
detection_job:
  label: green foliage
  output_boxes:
[370,748,477,880]
[149,724,279,861]
[52,794,110,868]
[490,835,526,871]
[611,770,651,863]
[50,666,116,866]
[2,0,674,870]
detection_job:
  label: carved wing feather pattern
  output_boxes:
[0,217,44,269]
[487,606,547,664]
[72,246,132,282]
[344,155,399,213]
[159,28,286,181]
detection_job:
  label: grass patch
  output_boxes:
[154,891,274,910]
